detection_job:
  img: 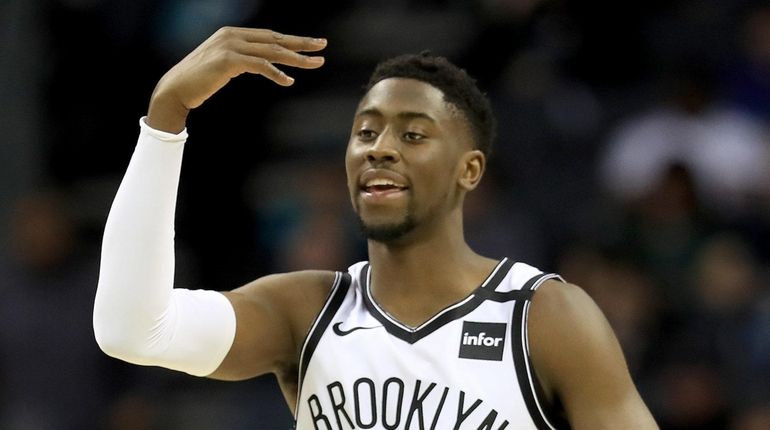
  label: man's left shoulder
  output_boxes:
[527,278,619,368]
[531,278,596,317]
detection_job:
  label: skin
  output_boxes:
[145,26,659,428]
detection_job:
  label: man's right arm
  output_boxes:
[93,27,328,378]
[93,118,238,376]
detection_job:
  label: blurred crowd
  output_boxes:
[1,0,769,429]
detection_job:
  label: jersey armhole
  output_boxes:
[511,272,572,430]
[294,271,352,415]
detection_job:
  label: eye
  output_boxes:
[404,131,425,142]
[357,129,378,141]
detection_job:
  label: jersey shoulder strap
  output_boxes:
[297,271,352,394]
[511,270,571,430]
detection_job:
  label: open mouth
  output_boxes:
[363,178,407,193]
[361,178,408,197]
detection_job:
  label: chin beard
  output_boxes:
[357,215,417,243]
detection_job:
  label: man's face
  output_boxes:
[345,77,475,243]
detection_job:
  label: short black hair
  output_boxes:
[365,52,496,158]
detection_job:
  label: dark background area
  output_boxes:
[1,0,769,428]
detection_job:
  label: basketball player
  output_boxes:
[93,27,659,429]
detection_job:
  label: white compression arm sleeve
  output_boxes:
[93,118,236,377]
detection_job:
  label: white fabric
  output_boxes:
[93,117,236,377]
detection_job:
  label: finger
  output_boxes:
[225,27,327,52]
[235,40,325,70]
[240,55,296,86]
[270,32,328,53]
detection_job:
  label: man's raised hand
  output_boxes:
[147,27,327,133]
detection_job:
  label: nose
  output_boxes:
[365,131,401,164]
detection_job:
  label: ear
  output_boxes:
[457,150,485,191]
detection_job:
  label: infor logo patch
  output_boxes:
[459,321,507,361]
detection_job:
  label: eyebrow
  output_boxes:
[356,108,437,123]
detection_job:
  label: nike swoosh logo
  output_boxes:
[332,322,381,336]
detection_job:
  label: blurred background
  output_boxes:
[1,0,769,429]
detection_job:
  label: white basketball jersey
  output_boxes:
[294,258,570,430]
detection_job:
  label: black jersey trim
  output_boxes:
[360,258,516,344]
[475,288,534,302]
[511,272,571,430]
[295,271,352,411]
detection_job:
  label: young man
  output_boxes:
[93,27,658,429]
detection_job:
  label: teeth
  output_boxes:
[365,178,403,188]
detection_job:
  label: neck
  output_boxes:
[365,209,498,326]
